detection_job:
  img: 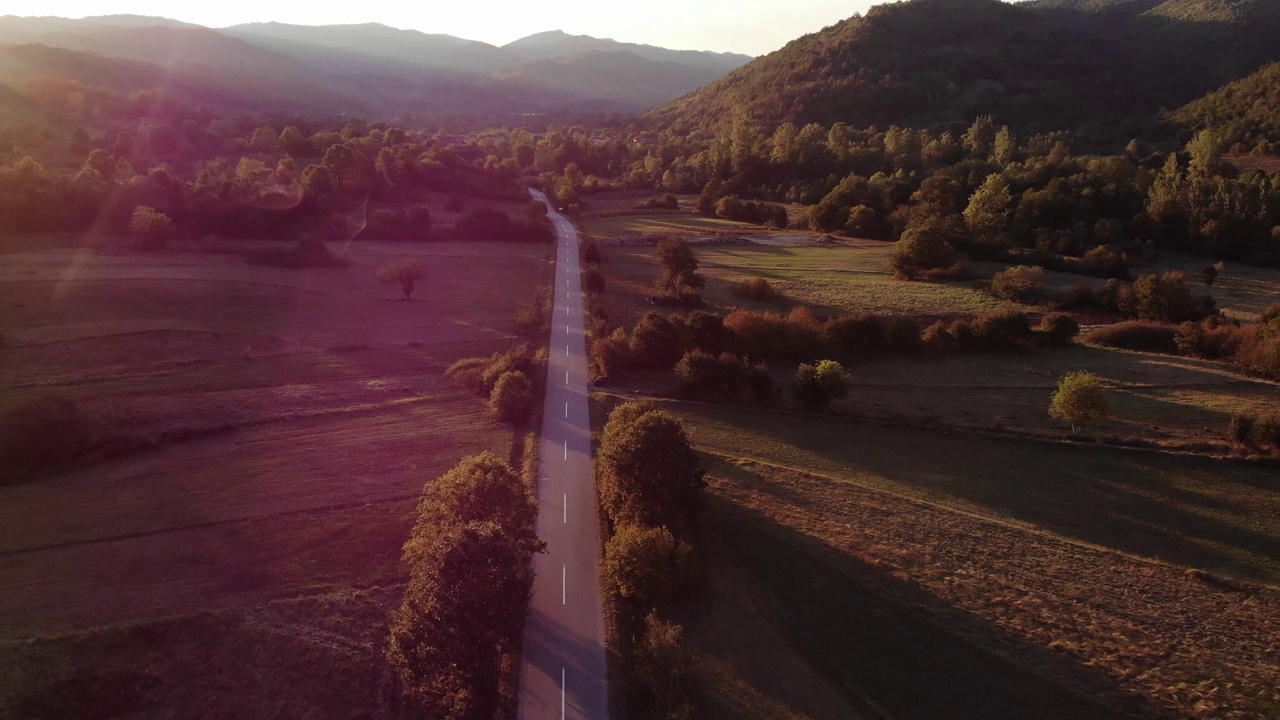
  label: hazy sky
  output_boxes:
[7,0,879,56]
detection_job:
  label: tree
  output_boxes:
[1201,265,1219,287]
[654,237,702,297]
[1187,129,1227,176]
[278,125,308,156]
[791,360,848,410]
[826,313,886,357]
[603,523,690,609]
[388,522,533,720]
[963,174,1013,239]
[380,259,426,300]
[129,206,175,249]
[630,311,683,368]
[488,370,535,423]
[1049,371,1110,434]
[891,215,962,277]
[598,405,705,531]
[583,267,606,295]
[674,350,744,400]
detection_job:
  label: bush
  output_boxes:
[582,239,602,264]
[1123,271,1215,323]
[489,370,535,423]
[590,328,632,384]
[583,267,606,295]
[444,356,490,394]
[1084,321,1178,354]
[1228,412,1256,446]
[973,308,1033,352]
[744,362,776,405]
[672,311,731,355]
[638,194,680,210]
[1037,312,1080,348]
[480,345,543,395]
[792,360,849,411]
[1255,415,1280,449]
[826,312,886,357]
[886,317,922,354]
[732,277,782,303]
[922,320,956,354]
[990,265,1046,302]
[674,351,744,400]
[891,214,963,278]
[0,395,94,477]
[1175,319,1244,359]
[630,312,684,368]
[129,205,175,249]
[630,614,699,720]
[723,310,792,361]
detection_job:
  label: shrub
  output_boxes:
[1084,321,1178,354]
[922,320,956,354]
[0,395,94,475]
[1255,415,1280,449]
[792,360,849,411]
[723,310,792,361]
[673,311,731,355]
[891,214,963,278]
[1049,371,1110,434]
[444,357,490,395]
[631,614,698,720]
[488,370,535,423]
[1175,319,1244,360]
[1228,412,1256,446]
[583,267,606,295]
[674,351,744,400]
[590,328,632,383]
[732,277,782,303]
[1124,271,1215,323]
[744,362,776,405]
[973,308,1033,352]
[638,194,680,210]
[886,317,922,354]
[582,239,602,264]
[630,312,683,368]
[1201,265,1219,287]
[990,265,1046,302]
[129,205,175,249]
[826,312,886,357]
[480,345,542,395]
[1037,312,1080,348]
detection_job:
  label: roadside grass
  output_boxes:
[590,393,1280,719]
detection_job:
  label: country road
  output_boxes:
[518,190,610,720]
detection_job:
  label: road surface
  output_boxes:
[518,190,610,720]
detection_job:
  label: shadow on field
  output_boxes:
[703,498,1168,720]
[688,404,1280,583]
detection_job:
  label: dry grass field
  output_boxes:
[581,213,758,239]
[599,239,1018,329]
[594,395,1280,720]
[0,237,550,717]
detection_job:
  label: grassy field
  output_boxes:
[0,238,550,717]
[596,395,1280,720]
[599,239,1023,328]
[581,213,759,239]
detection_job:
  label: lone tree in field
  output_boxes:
[792,360,849,410]
[1049,371,1110,435]
[654,237,704,297]
[380,259,426,300]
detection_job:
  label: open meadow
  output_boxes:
[0,237,550,717]
[592,394,1280,720]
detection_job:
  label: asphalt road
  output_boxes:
[518,189,610,720]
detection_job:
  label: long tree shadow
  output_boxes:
[683,403,1280,583]
[701,498,1173,720]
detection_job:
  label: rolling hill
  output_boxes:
[649,0,1280,140]
[1171,61,1280,145]
[501,30,750,74]
[495,49,730,111]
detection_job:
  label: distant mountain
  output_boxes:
[224,22,512,75]
[502,30,751,74]
[0,15,754,118]
[495,49,728,111]
[650,0,1280,139]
